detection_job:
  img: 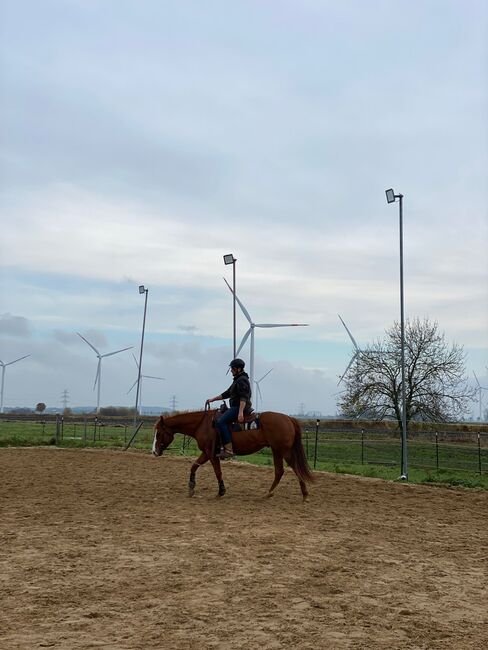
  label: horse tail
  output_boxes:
[288,417,315,483]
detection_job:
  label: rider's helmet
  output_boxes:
[229,358,245,369]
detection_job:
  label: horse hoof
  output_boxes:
[267,492,274,498]
[302,495,309,503]
[188,488,195,497]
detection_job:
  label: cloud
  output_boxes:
[0,313,31,338]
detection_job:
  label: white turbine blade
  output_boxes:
[255,323,308,328]
[93,360,101,390]
[132,353,140,369]
[473,371,481,388]
[127,378,138,394]
[101,346,133,358]
[337,352,358,385]
[257,384,263,401]
[77,332,100,355]
[223,277,253,324]
[143,375,165,381]
[236,328,252,356]
[5,354,31,366]
[257,368,273,383]
[338,315,360,351]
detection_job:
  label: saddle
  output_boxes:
[213,403,260,432]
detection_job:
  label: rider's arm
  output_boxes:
[238,399,246,422]
[206,394,222,404]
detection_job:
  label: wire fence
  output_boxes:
[1,414,487,476]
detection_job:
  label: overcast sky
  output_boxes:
[1,0,487,417]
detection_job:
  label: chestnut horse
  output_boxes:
[152,409,314,501]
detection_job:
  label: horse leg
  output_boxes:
[284,451,309,502]
[209,454,226,497]
[189,452,208,497]
[267,449,285,498]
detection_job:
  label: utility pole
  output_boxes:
[170,395,178,412]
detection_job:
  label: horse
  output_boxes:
[152,409,314,501]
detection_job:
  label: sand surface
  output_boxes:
[0,447,487,649]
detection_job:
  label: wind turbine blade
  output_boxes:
[473,371,481,388]
[255,323,308,328]
[223,278,253,324]
[338,315,360,351]
[127,379,138,394]
[102,346,133,358]
[77,332,100,355]
[236,328,252,356]
[5,354,31,366]
[337,352,358,385]
[93,361,101,390]
[144,375,165,381]
[258,368,273,382]
[132,353,140,369]
[257,384,263,400]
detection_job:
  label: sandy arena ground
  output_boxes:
[0,447,487,650]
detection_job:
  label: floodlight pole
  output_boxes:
[134,286,148,429]
[386,189,408,480]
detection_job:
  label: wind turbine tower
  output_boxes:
[77,333,132,413]
[473,371,488,421]
[0,355,30,414]
[223,278,308,387]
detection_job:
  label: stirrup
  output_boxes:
[217,449,235,460]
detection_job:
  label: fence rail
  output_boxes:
[0,415,487,476]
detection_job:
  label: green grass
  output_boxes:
[1,419,487,490]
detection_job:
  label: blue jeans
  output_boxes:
[217,406,239,445]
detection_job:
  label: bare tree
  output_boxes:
[338,318,475,428]
[35,402,46,414]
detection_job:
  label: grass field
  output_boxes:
[1,417,487,489]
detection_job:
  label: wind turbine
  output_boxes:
[0,355,30,414]
[337,315,384,384]
[254,368,273,412]
[77,333,133,413]
[223,278,308,387]
[473,371,488,421]
[127,354,165,416]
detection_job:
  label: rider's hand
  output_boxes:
[238,413,244,423]
[205,399,211,407]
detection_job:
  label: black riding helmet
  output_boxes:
[229,358,245,369]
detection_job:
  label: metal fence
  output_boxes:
[1,415,487,475]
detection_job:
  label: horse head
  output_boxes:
[152,415,174,456]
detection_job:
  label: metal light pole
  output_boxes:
[223,254,237,358]
[134,285,148,427]
[386,188,408,480]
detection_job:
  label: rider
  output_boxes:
[206,358,252,460]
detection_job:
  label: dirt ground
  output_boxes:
[0,448,487,650]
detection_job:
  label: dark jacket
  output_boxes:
[221,371,252,411]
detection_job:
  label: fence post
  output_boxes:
[55,414,59,445]
[435,432,439,471]
[83,418,87,446]
[305,426,309,459]
[313,419,319,469]
[61,416,64,441]
[93,417,97,443]
[361,429,364,465]
[478,433,482,475]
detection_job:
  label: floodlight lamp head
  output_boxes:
[139,285,146,294]
[223,254,235,265]
[385,188,396,204]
